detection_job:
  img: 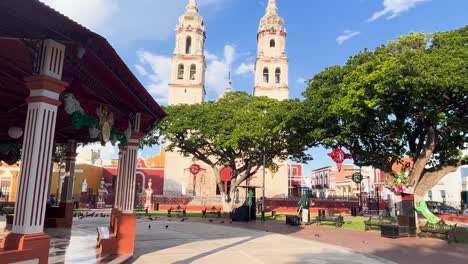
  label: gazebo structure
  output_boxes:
[0,0,166,263]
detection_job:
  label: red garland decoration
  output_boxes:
[327,148,352,172]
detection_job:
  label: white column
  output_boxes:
[13,76,67,234]
[121,136,139,214]
[114,146,126,210]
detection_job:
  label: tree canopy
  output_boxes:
[302,26,468,200]
[142,91,311,200]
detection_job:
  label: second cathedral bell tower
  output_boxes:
[168,0,206,105]
[254,0,289,100]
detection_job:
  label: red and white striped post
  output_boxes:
[115,132,141,255]
[1,75,67,263]
[102,115,142,256]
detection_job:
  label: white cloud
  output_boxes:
[137,44,252,102]
[40,0,119,34]
[76,142,118,163]
[235,63,255,75]
[368,0,428,22]
[336,30,361,45]
[204,50,218,61]
[40,0,229,43]
[296,77,307,84]
[137,50,172,104]
[224,45,236,65]
[135,65,148,76]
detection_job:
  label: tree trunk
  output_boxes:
[409,126,437,186]
[414,164,461,201]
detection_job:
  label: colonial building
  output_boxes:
[425,165,468,207]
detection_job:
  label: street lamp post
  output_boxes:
[262,145,266,221]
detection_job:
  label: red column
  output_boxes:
[1,76,67,264]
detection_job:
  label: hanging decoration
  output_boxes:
[188,164,205,175]
[327,148,352,171]
[63,92,130,146]
[0,145,20,165]
[268,162,279,174]
[352,172,363,184]
[8,126,23,139]
[97,105,114,145]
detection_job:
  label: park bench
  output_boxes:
[168,205,186,217]
[316,213,344,228]
[419,220,457,243]
[202,206,221,218]
[364,216,396,231]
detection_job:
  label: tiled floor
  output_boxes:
[47,227,119,264]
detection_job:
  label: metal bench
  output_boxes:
[168,205,186,217]
[316,213,344,228]
[202,206,221,218]
[364,216,396,231]
[419,220,457,243]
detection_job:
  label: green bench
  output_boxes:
[316,213,344,228]
[364,216,396,231]
[419,220,457,243]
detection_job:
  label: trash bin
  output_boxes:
[318,209,325,218]
[155,202,160,211]
[351,207,357,217]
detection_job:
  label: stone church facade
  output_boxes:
[164,0,290,198]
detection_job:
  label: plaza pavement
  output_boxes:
[1,214,467,263]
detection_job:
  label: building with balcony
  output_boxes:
[288,164,303,197]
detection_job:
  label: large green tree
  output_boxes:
[143,92,310,209]
[303,26,468,204]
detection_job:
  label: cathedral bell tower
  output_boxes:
[168,0,206,105]
[254,0,289,100]
[164,0,207,195]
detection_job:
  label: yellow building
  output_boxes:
[0,163,20,202]
[1,148,166,204]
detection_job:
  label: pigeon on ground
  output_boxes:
[209,219,213,223]
[165,225,169,229]
[148,224,151,229]
[148,217,153,221]
[181,218,185,222]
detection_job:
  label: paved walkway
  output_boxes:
[130,217,392,264]
[183,217,468,264]
[1,214,467,263]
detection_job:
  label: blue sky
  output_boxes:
[41,0,468,173]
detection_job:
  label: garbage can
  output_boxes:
[351,207,357,217]
[318,209,325,218]
[155,202,160,211]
